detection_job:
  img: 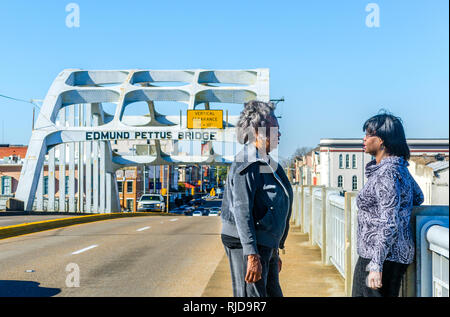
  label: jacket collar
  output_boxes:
[235,142,272,174]
[365,156,408,178]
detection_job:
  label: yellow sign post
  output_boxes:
[187,110,223,129]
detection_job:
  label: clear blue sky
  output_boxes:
[0,0,448,160]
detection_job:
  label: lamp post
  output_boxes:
[122,176,126,211]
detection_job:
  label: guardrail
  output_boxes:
[426,225,449,297]
[290,184,449,297]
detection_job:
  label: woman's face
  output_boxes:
[363,131,383,155]
[257,115,281,153]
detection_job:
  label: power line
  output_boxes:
[0,93,42,111]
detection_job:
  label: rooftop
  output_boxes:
[0,145,27,159]
[427,160,449,172]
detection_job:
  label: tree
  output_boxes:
[217,165,228,185]
[292,146,313,159]
[282,146,314,169]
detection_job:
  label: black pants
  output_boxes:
[352,257,408,297]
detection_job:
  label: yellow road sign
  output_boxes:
[187,110,223,129]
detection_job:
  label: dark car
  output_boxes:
[170,207,185,215]
[195,207,209,216]
[192,199,205,207]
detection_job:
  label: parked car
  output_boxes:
[183,206,195,216]
[192,210,202,216]
[192,198,205,207]
[208,209,219,216]
[208,207,221,216]
[193,207,208,216]
[137,194,165,212]
[170,207,185,215]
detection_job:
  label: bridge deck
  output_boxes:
[202,225,345,297]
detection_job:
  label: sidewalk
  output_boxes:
[202,225,345,297]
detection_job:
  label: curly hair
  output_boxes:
[236,100,276,144]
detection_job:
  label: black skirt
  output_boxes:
[352,257,409,297]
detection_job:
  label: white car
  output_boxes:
[137,194,165,212]
[192,210,202,216]
[208,207,221,216]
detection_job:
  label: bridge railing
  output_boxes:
[311,187,323,248]
[290,184,449,297]
[427,225,449,297]
[303,186,311,236]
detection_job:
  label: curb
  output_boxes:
[0,212,177,240]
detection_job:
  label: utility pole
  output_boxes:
[30,99,43,131]
[200,165,203,193]
[216,166,219,187]
[270,97,285,119]
[78,104,82,213]
[32,107,35,131]
[166,165,170,212]
[143,165,146,194]
[122,176,126,211]
[153,165,156,193]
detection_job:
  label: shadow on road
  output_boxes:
[0,280,61,297]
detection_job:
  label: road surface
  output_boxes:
[0,215,223,297]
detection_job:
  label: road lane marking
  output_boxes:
[136,226,151,232]
[169,218,178,222]
[71,245,98,255]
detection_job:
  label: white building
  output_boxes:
[428,160,449,205]
[317,138,449,194]
[319,139,373,192]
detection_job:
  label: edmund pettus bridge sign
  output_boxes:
[15,69,270,213]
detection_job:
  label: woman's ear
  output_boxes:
[378,138,385,150]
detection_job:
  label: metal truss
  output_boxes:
[15,69,270,212]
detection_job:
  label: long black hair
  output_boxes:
[363,111,410,160]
